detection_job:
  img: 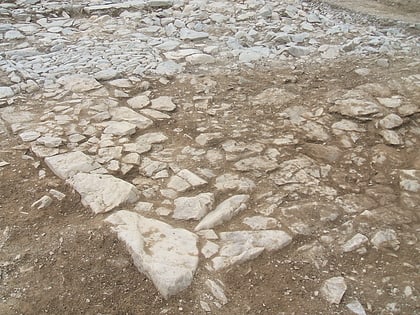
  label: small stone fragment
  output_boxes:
[320,277,347,304]
[31,195,53,209]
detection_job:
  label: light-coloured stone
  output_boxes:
[127,95,150,109]
[173,193,215,220]
[150,96,176,112]
[371,229,400,250]
[57,74,102,92]
[179,28,209,40]
[243,216,278,230]
[45,151,106,179]
[342,233,369,252]
[103,121,137,136]
[206,279,228,305]
[346,300,367,315]
[109,107,153,130]
[31,195,53,209]
[378,114,403,129]
[0,87,14,98]
[70,173,139,214]
[195,195,249,231]
[215,174,256,193]
[320,277,347,304]
[106,211,199,298]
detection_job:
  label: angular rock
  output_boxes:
[288,46,312,57]
[179,28,209,40]
[150,96,176,112]
[234,156,278,172]
[347,300,367,315]
[243,216,278,230]
[378,114,403,129]
[206,279,228,305]
[195,195,249,231]
[371,229,399,250]
[70,173,139,214]
[399,170,420,192]
[0,87,14,99]
[212,230,292,270]
[57,74,102,93]
[109,107,153,130]
[215,174,256,193]
[106,211,199,299]
[186,54,215,65]
[342,233,369,252]
[379,130,402,145]
[103,121,137,136]
[173,193,215,220]
[320,277,347,304]
[45,151,106,179]
[127,95,150,109]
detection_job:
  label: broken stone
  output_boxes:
[103,121,137,136]
[371,229,400,250]
[31,195,53,209]
[346,300,367,315]
[150,96,176,112]
[378,114,403,129]
[342,233,369,252]
[173,193,215,220]
[243,216,278,230]
[45,151,106,179]
[195,195,250,231]
[70,173,139,214]
[320,277,347,304]
[206,279,228,305]
[106,211,199,299]
[215,174,256,193]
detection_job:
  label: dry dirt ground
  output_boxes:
[1,1,420,315]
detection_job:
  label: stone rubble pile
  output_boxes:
[0,0,419,313]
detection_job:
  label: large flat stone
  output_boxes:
[109,107,153,130]
[45,151,106,179]
[69,173,139,214]
[106,211,199,298]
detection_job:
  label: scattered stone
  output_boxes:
[31,195,53,209]
[206,279,228,305]
[342,233,369,252]
[346,300,367,315]
[371,229,400,250]
[57,74,102,93]
[103,121,137,136]
[70,173,139,214]
[214,174,256,193]
[173,193,215,220]
[378,114,403,129]
[49,189,66,201]
[243,216,278,230]
[0,87,14,99]
[45,151,106,179]
[150,96,176,112]
[106,211,199,299]
[379,130,402,145]
[320,277,347,304]
[179,28,209,41]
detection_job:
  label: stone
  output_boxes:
[5,30,25,40]
[206,279,228,305]
[378,114,403,129]
[103,121,137,136]
[45,151,106,179]
[70,173,139,214]
[173,193,214,220]
[109,107,153,130]
[106,211,199,299]
[0,87,14,99]
[186,54,216,65]
[239,47,270,63]
[155,60,183,75]
[346,300,367,315]
[177,169,208,187]
[330,99,381,118]
[57,74,102,92]
[31,195,53,209]
[302,143,343,163]
[399,170,420,192]
[19,131,41,142]
[201,241,219,258]
[243,216,278,230]
[212,230,292,270]
[288,46,312,57]
[234,156,278,172]
[377,97,401,108]
[214,174,256,193]
[320,277,347,304]
[49,189,66,201]
[371,229,400,250]
[36,136,63,148]
[127,95,150,109]
[195,133,224,146]
[179,28,209,40]
[195,195,249,231]
[379,130,402,145]
[136,132,168,145]
[94,69,119,81]
[342,233,369,252]
[150,96,176,112]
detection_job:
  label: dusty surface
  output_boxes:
[1,0,420,314]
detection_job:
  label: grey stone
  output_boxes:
[206,279,228,305]
[103,121,137,136]
[0,87,14,99]
[320,277,347,304]
[31,195,53,209]
[215,174,256,193]
[127,95,150,109]
[379,130,402,145]
[243,216,278,230]
[399,170,420,192]
[342,233,369,252]
[106,211,199,299]
[378,114,403,129]
[173,193,215,220]
[70,173,139,214]
[186,54,216,65]
[195,195,249,231]
[288,46,312,57]
[179,28,209,40]
[346,300,367,315]
[109,107,153,129]
[150,96,176,112]
[371,229,400,250]
[57,74,102,92]
[45,151,106,179]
